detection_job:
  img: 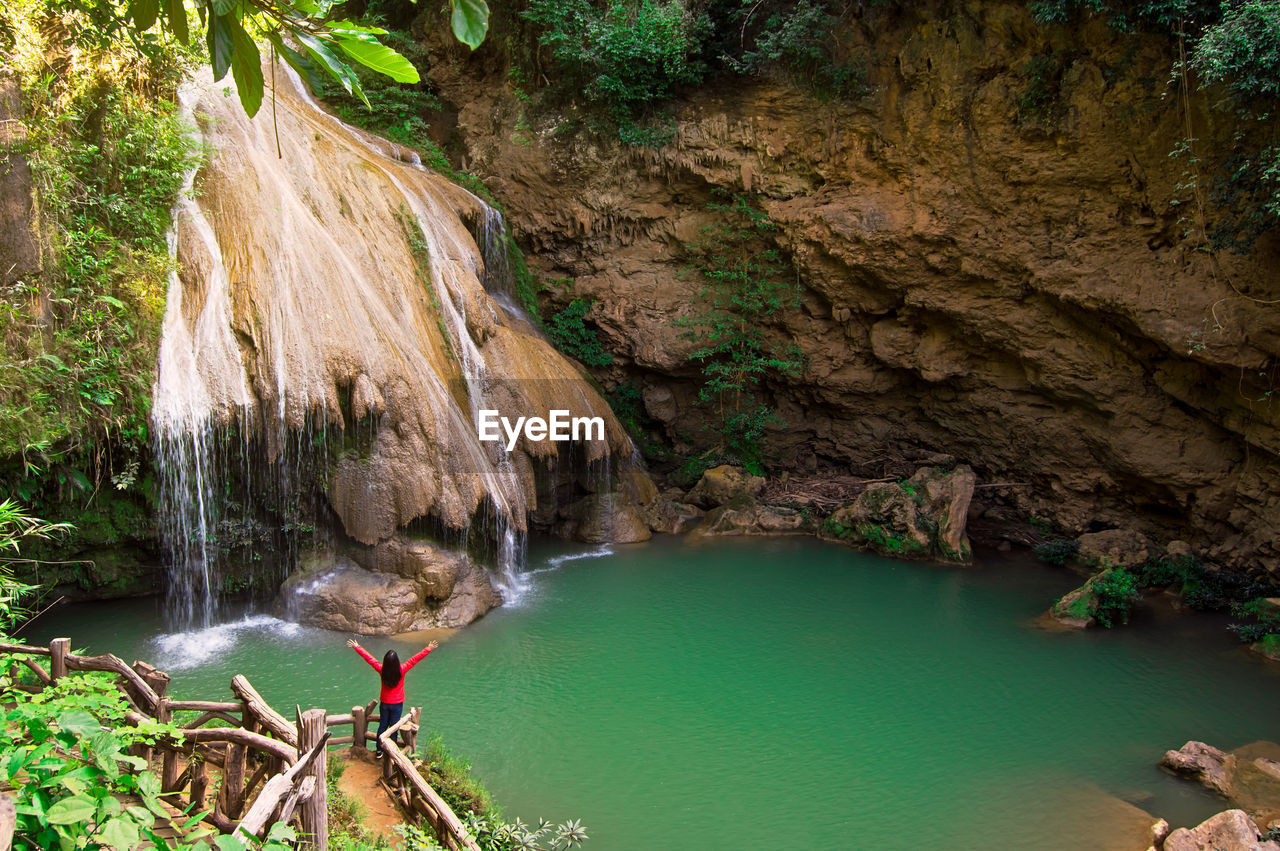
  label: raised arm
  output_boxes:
[347,638,381,671]
[401,640,438,674]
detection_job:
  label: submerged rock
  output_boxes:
[1162,809,1280,851]
[278,545,498,635]
[1159,740,1280,828]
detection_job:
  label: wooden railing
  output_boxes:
[1,637,479,851]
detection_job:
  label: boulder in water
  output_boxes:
[643,497,705,534]
[1161,741,1238,797]
[1162,809,1280,851]
[279,545,498,635]
[819,465,975,561]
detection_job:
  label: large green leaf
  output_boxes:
[128,0,159,31]
[164,0,188,44]
[207,14,235,81]
[55,709,98,736]
[266,32,325,94]
[297,33,369,107]
[45,795,97,825]
[228,18,263,117]
[329,19,389,36]
[450,0,489,50]
[334,36,420,83]
[211,0,237,14]
[100,817,141,851]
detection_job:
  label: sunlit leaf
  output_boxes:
[334,36,420,83]
[56,709,99,736]
[329,19,389,35]
[211,0,237,14]
[45,795,96,825]
[100,816,141,850]
[450,0,489,50]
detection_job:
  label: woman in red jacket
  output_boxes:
[347,638,438,756]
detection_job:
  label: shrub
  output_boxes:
[545,299,614,367]
[1091,567,1140,628]
[721,0,867,100]
[522,0,708,142]
[678,193,803,473]
[1033,538,1080,566]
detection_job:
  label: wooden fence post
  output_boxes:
[406,707,421,754]
[297,708,328,850]
[190,757,209,816]
[351,705,366,755]
[49,638,69,682]
[221,743,247,820]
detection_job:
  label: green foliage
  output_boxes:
[421,731,498,819]
[856,522,927,556]
[0,667,211,850]
[1229,598,1280,643]
[7,0,484,118]
[720,0,866,100]
[1033,538,1081,566]
[399,816,588,851]
[1028,0,1280,246]
[545,299,614,367]
[0,500,69,634]
[1,50,198,464]
[678,193,803,473]
[1090,566,1140,627]
[317,29,444,150]
[522,0,708,143]
[1017,51,1069,126]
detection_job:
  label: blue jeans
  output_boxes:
[376,702,403,753]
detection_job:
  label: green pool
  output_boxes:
[27,536,1280,849]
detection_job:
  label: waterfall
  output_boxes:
[151,63,635,626]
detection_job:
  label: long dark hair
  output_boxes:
[381,650,402,688]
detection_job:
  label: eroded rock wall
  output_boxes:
[421,1,1280,573]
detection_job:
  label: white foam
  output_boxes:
[151,614,301,670]
[545,546,614,568]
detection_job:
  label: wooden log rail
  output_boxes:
[378,712,480,851]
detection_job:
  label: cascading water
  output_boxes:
[151,62,637,627]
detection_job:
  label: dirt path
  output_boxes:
[336,751,406,846]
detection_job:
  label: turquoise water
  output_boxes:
[25,536,1280,849]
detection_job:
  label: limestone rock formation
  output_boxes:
[1159,741,1280,828]
[1078,529,1152,569]
[1162,742,1238,797]
[1162,810,1280,851]
[279,544,498,635]
[644,497,705,534]
[421,0,1280,577]
[557,493,652,543]
[684,465,766,509]
[820,465,975,561]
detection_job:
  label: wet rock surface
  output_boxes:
[1161,809,1280,851]
[278,543,499,635]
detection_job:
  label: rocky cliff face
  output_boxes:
[419,1,1280,574]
